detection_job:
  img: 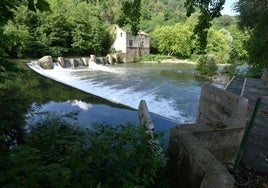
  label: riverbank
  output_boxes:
[139,58,197,64]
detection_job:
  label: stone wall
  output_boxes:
[126,47,150,63]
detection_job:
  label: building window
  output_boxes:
[129,40,133,47]
[120,32,123,37]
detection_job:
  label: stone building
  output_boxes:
[111,27,150,63]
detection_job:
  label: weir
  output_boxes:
[56,55,111,68]
[28,58,200,124]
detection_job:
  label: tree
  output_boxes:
[184,0,226,52]
[0,0,49,59]
[153,23,193,57]
[37,12,72,57]
[206,28,231,64]
[118,0,141,35]
[3,6,49,58]
[69,2,111,55]
[235,0,268,68]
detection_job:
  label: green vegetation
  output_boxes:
[235,0,268,69]
[196,54,218,76]
[135,54,174,63]
[1,114,168,187]
[0,61,171,187]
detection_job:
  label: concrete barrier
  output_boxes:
[169,83,249,187]
[261,69,268,85]
[171,83,248,162]
[196,83,248,128]
[169,128,235,188]
[191,83,249,162]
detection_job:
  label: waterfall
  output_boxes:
[64,59,72,67]
[76,58,84,66]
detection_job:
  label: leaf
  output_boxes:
[36,0,51,12]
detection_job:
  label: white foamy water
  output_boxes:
[28,61,202,123]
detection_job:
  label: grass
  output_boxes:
[135,54,174,63]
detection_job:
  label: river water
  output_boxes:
[27,61,203,132]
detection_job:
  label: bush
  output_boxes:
[222,64,237,78]
[0,115,167,187]
[196,54,218,76]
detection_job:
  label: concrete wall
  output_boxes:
[261,69,268,85]
[175,83,249,163]
[169,128,235,188]
[168,83,250,187]
[196,83,248,128]
[179,124,246,162]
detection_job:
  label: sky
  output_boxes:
[221,0,238,16]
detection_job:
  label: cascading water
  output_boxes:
[27,61,203,124]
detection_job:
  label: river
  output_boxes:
[27,61,203,133]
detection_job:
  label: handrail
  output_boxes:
[232,97,262,173]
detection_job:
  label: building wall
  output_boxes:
[112,27,127,53]
[126,31,150,49]
[112,27,150,63]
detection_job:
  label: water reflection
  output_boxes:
[26,100,177,134]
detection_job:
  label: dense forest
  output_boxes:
[1,0,267,69]
[0,0,247,66]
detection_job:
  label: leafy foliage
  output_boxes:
[1,114,167,187]
[235,0,268,68]
[153,23,193,57]
[118,0,141,35]
[206,28,231,64]
[184,0,226,52]
[196,54,218,76]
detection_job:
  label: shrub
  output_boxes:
[222,64,237,78]
[0,115,167,187]
[196,54,218,76]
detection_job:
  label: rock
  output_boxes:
[212,74,229,86]
[38,56,54,69]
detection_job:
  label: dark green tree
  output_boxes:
[37,12,72,57]
[235,0,268,68]
[184,0,225,52]
[118,0,141,35]
[0,0,49,59]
